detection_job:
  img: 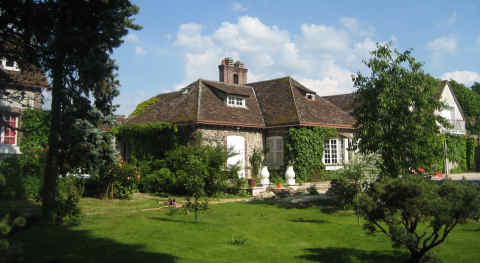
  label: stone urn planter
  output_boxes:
[260,166,270,186]
[285,165,296,186]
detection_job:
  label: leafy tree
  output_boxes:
[1,1,141,222]
[358,176,480,263]
[352,43,446,177]
[471,82,480,95]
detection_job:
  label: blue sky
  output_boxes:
[112,0,480,115]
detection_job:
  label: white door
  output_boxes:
[226,136,245,178]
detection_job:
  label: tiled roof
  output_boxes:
[322,93,357,113]
[127,76,355,129]
[0,69,50,89]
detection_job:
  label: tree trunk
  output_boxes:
[41,49,65,223]
[408,251,424,263]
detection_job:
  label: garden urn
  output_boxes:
[285,165,295,185]
[260,166,270,186]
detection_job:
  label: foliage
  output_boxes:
[19,109,50,152]
[86,160,139,200]
[445,135,467,173]
[466,137,478,171]
[0,213,26,251]
[182,197,209,222]
[248,148,263,179]
[352,43,447,178]
[357,176,480,263]
[129,96,159,118]
[55,176,85,225]
[114,122,197,161]
[1,0,141,222]
[285,127,337,182]
[134,144,240,197]
[448,80,480,135]
[328,155,379,209]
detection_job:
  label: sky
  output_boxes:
[111,0,480,116]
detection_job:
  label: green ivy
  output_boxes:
[446,134,467,173]
[113,122,197,162]
[285,127,337,182]
[129,96,159,118]
[466,137,478,171]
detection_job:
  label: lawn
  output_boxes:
[13,195,480,263]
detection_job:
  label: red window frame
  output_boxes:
[1,116,17,145]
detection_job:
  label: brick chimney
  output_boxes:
[218,57,248,85]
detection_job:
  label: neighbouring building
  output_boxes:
[0,57,49,157]
[126,58,355,178]
[323,80,467,173]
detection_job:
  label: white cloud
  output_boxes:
[174,23,213,50]
[441,71,480,87]
[447,11,457,25]
[427,36,457,54]
[232,2,247,12]
[300,24,350,52]
[427,36,457,66]
[135,46,147,56]
[173,16,378,95]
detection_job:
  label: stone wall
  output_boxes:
[198,125,263,178]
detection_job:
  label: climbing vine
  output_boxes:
[285,127,337,182]
[445,134,467,173]
[113,122,197,161]
[129,96,159,118]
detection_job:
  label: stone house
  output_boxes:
[126,58,355,178]
[0,57,49,157]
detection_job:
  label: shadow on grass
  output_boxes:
[297,247,407,263]
[15,222,178,263]
[289,218,329,224]
[150,216,206,224]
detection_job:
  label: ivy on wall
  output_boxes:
[129,96,159,118]
[285,127,337,182]
[466,137,478,171]
[113,122,197,161]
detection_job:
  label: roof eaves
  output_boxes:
[196,79,201,122]
[288,77,301,124]
[251,86,266,127]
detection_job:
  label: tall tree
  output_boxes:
[2,0,140,221]
[352,43,447,177]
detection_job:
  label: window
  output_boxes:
[226,95,245,107]
[324,138,343,165]
[234,74,239,84]
[266,136,283,166]
[1,116,17,145]
[1,58,19,71]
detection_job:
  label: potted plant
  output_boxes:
[248,148,263,188]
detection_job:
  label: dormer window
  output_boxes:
[1,58,19,71]
[227,95,245,107]
[306,93,315,100]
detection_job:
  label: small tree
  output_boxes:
[352,43,447,178]
[358,176,480,263]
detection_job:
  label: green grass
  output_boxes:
[13,197,480,263]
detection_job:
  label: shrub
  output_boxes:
[357,176,480,263]
[86,161,139,199]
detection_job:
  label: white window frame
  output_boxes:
[0,116,18,146]
[324,138,343,165]
[1,58,20,71]
[266,136,284,167]
[226,95,245,108]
